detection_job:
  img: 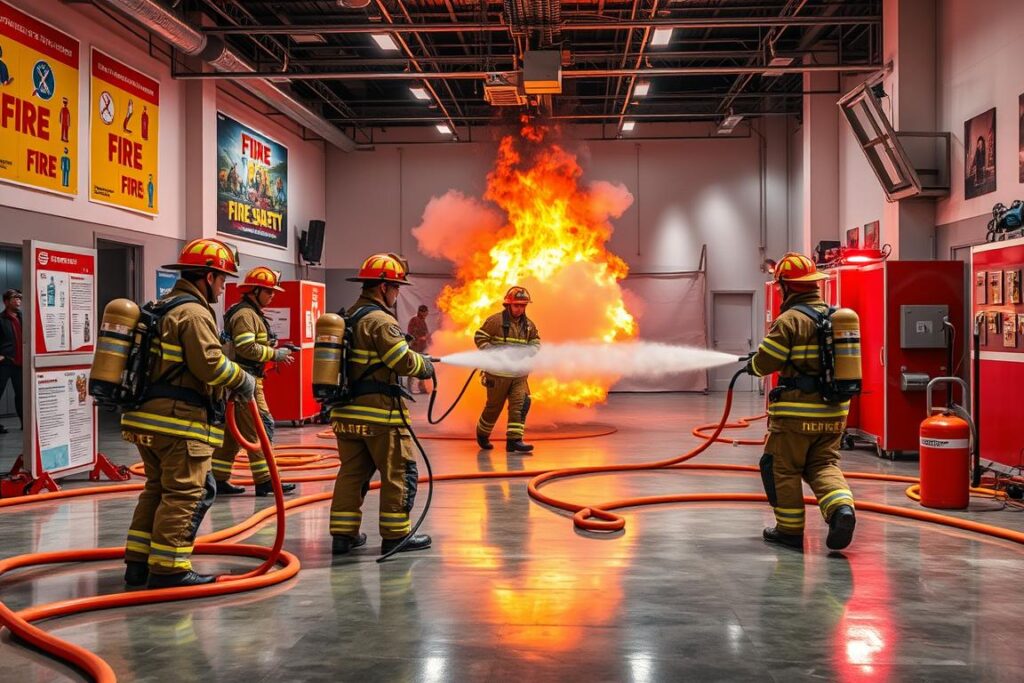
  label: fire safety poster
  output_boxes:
[34,366,95,474]
[0,1,80,195]
[216,111,288,248]
[89,47,159,214]
[33,245,95,354]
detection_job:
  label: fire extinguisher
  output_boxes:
[918,377,975,510]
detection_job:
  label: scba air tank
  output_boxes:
[89,298,141,406]
[313,313,346,403]
[831,307,862,394]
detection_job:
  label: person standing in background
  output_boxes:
[406,305,431,394]
[0,290,23,433]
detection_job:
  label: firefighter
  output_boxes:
[474,286,541,453]
[746,252,856,552]
[329,253,435,556]
[211,266,297,497]
[122,238,255,588]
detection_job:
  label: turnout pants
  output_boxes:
[476,374,530,440]
[210,378,274,484]
[329,421,418,540]
[759,419,854,535]
[124,433,216,575]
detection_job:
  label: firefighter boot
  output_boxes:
[216,480,246,495]
[332,533,368,555]
[124,561,149,587]
[826,505,856,551]
[763,527,804,550]
[476,432,494,450]
[255,481,297,496]
[147,571,216,589]
[506,439,534,454]
[381,533,432,554]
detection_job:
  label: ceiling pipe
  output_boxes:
[91,0,357,151]
[201,16,881,36]
[173,63,883,81]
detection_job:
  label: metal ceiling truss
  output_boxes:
[175,0,880,135]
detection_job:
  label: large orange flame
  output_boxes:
[417,119,637,412]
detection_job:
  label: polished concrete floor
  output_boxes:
[1,392,1024,682]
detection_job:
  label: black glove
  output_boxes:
[233,372,256,403]
[417,355,435,379]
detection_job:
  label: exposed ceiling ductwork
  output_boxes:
[91,0,357,151]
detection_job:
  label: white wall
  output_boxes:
[0,1,327,295]
[838,75,887,244]
[935,0,1024,229]
[325,123,791,299]
[0,0,186,240]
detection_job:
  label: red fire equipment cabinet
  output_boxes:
[224,279,325,425]
[764,260,965,459]
[970,237,1024,474]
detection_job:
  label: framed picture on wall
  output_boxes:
[1003,313,1017,348]
[989,270,1004,305]
[965,107,997,199]
[863,221,880,249]
[1019,94,1024,183]
[976,271,987,304]
[1007,269,1022,304]
[846,227,860,248]
[977,312,988,345]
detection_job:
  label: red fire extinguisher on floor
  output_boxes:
[919,377,974,510]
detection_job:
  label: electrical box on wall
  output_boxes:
[900,305,949,348]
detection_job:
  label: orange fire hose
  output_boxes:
[4,380,1024,681]
[0,399,296,682]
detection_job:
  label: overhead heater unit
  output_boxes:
[523,50,562,94]
[483,72,528,107]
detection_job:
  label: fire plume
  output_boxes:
[414,119,637,414]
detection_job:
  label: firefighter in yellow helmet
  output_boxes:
[122,238,255,588]
[329,253,435,555]
[745,252,855,551]
[210,266,297,497]
[474,286,541,453]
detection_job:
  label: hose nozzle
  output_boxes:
[429,356,442,363]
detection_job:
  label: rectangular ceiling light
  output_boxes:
[410,86,430,101]
[633,81,651,97]
[291,34,326,45]
[622,121,636,132]
[370,33,399,51]
[650,28,673,47]
[722,114,744,128]
[763,55,795,77]
[435,123,453,135]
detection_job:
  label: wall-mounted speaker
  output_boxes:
[300,220,325,264]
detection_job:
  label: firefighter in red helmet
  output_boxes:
[328,253,436,555]
[122,238,255,588]
[210,266,297,498]
[745,252,856,552]
[474,286,541,453]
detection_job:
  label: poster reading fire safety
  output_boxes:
[33,245,95,354]
[89,48,159,214]
[216,111,288,248]
[0,1,80,195]
[34,367,95,473]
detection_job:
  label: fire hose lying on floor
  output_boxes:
[3,368,1024,682]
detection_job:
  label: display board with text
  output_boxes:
[24,241,98,479]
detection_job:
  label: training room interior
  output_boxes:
[2,0,1024,680]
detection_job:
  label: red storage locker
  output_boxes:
[763,260,964,458]
[971,237,1024,472]
[224,279,325,425]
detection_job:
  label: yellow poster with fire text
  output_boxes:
[89,47,158,214]
[0,1,80,195]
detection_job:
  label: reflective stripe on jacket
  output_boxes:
[330,292,424,427]
[122,279,247,446]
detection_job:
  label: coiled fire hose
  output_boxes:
[0,399,294,683]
